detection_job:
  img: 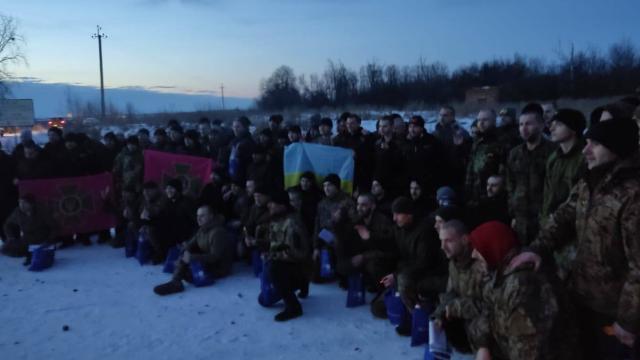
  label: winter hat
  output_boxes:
[184,129,200,140]
[409,115,425,128]
[20,129,33,141]
[499,108,516,118]
[391,196,414,215]
[585,118,639,159]
[125,135,139,146]
[320,117,333,128]
[521,102,544,117]
[236,116,251,128]
[469,221,519,270]
[435,205,464,222]
[166,178,183,194]
[323,173,341,189]
[552,109,586,135]
[436,186,457,206]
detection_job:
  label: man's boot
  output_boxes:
[153,279,184,296]
[274,306,303,322]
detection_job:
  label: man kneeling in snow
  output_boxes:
[153,205,234,295]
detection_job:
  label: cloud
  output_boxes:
[12,76,43,83]
[149,85,177,89]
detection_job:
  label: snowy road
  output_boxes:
[0,244,425,360]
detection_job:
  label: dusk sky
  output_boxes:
[1,0,639,115]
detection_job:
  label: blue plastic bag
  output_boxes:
[319,248,334,279]
[124,228,138,258]
[135,230,152,265]
[251,249,263,277]
[411,304,432,347]
[190,260,215,287]
[384,289,407,326]
[163,246,181,274]
[258,260,282,307]
[346,273,366,308]
[28,245,55,271]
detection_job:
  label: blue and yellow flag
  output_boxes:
[283,143,354,194]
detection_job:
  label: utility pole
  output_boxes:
[91,25,107,121]
[220,84,225,110]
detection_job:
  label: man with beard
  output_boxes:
[333,194,396,292]
[506,103,556,244]
[373,115,404,197]
[433,220,484,360]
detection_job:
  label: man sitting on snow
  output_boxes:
[153,205,234,296]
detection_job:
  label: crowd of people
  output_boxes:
[1,97,640,359]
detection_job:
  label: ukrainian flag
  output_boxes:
[283,143,355,194]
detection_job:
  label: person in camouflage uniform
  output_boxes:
[514,118,640,359]
[540,109,587,281]
[311,174,356,282]
[506,103,556,244]
[112,136,144,195]
[2,195,56,263]
[259,192,311,322]
[153,205,233,296]
[432,220,485,359]
[465,109,506,204]
[468,221,573,360]
[541,109,587,220]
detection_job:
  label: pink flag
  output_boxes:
[143,150,212,196]
[18,172,117,236]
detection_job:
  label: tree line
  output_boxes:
[258,40,640,111]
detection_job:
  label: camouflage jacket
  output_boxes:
[112,147,144,192]
[470,258,559,360]
[433,248,486,353]
[266,212,310,263]
[313,192,355,249]
[465,129,505,203]
[532,154,640,334]
[541,140,586,221]
[506,139,556,243]
[3,206,56,245]
[185,215,234,277]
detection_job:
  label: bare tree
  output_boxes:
[0,13,26,97]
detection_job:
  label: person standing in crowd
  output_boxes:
[403,115,446,207]
[541,109,587,221]
[112,136,144,194]
[467,175,510,228]
[373,115,404,197]
[228,116,256,186]
[465,109,505,204]
[512,118,640,359]
[506,103,556,244]
[333,113,374,194]
[497,107,521,151]
[314,117,333,146]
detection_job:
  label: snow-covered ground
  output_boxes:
[0,243,426,360]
